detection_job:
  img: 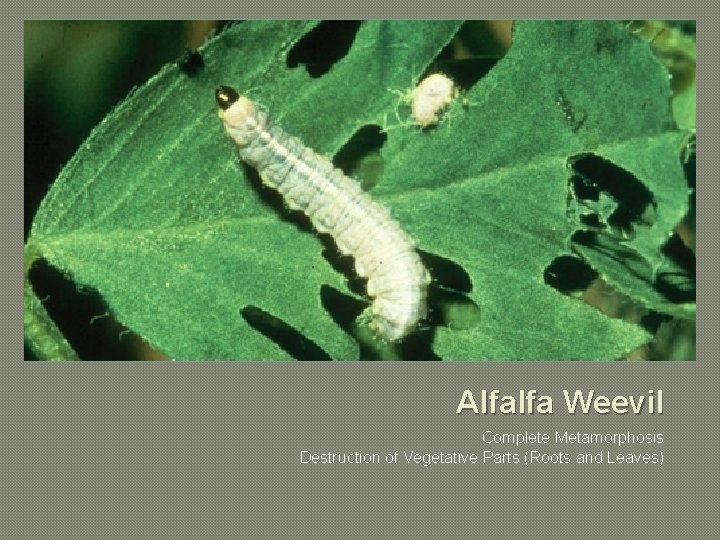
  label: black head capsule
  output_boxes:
[215,86,240,110]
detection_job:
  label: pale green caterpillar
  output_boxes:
[215,86,430,342]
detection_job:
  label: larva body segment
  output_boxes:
[216,86,430,342]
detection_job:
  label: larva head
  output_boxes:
[215,86,259,145]
[215,86,239,110]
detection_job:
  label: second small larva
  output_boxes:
[411,73,458,127]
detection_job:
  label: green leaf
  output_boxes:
[27,21,692,360]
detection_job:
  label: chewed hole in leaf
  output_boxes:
[177,49,204,77]
[241,306,332,361]
[568,153,657,237]
[579,213,604,228]
[544,251,663,328]
[571,229,653,280]
[418,250,472,293]
[580,277,648,325]
[418,250,480,334]
[654,233,696,303]
[639,310,673,335]
[332,124,387,191]
[645,317,695,361]
[286,21,362,77]
[455,20,513,59]
[397,327,441,361]
[543,254,598,294]
[427,285,481,333]
[319,283,367,343]
[431,22,505,89]
[661,231,695,276]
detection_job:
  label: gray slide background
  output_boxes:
[5,6,718,540]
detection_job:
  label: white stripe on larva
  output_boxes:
[215,86,430,342]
